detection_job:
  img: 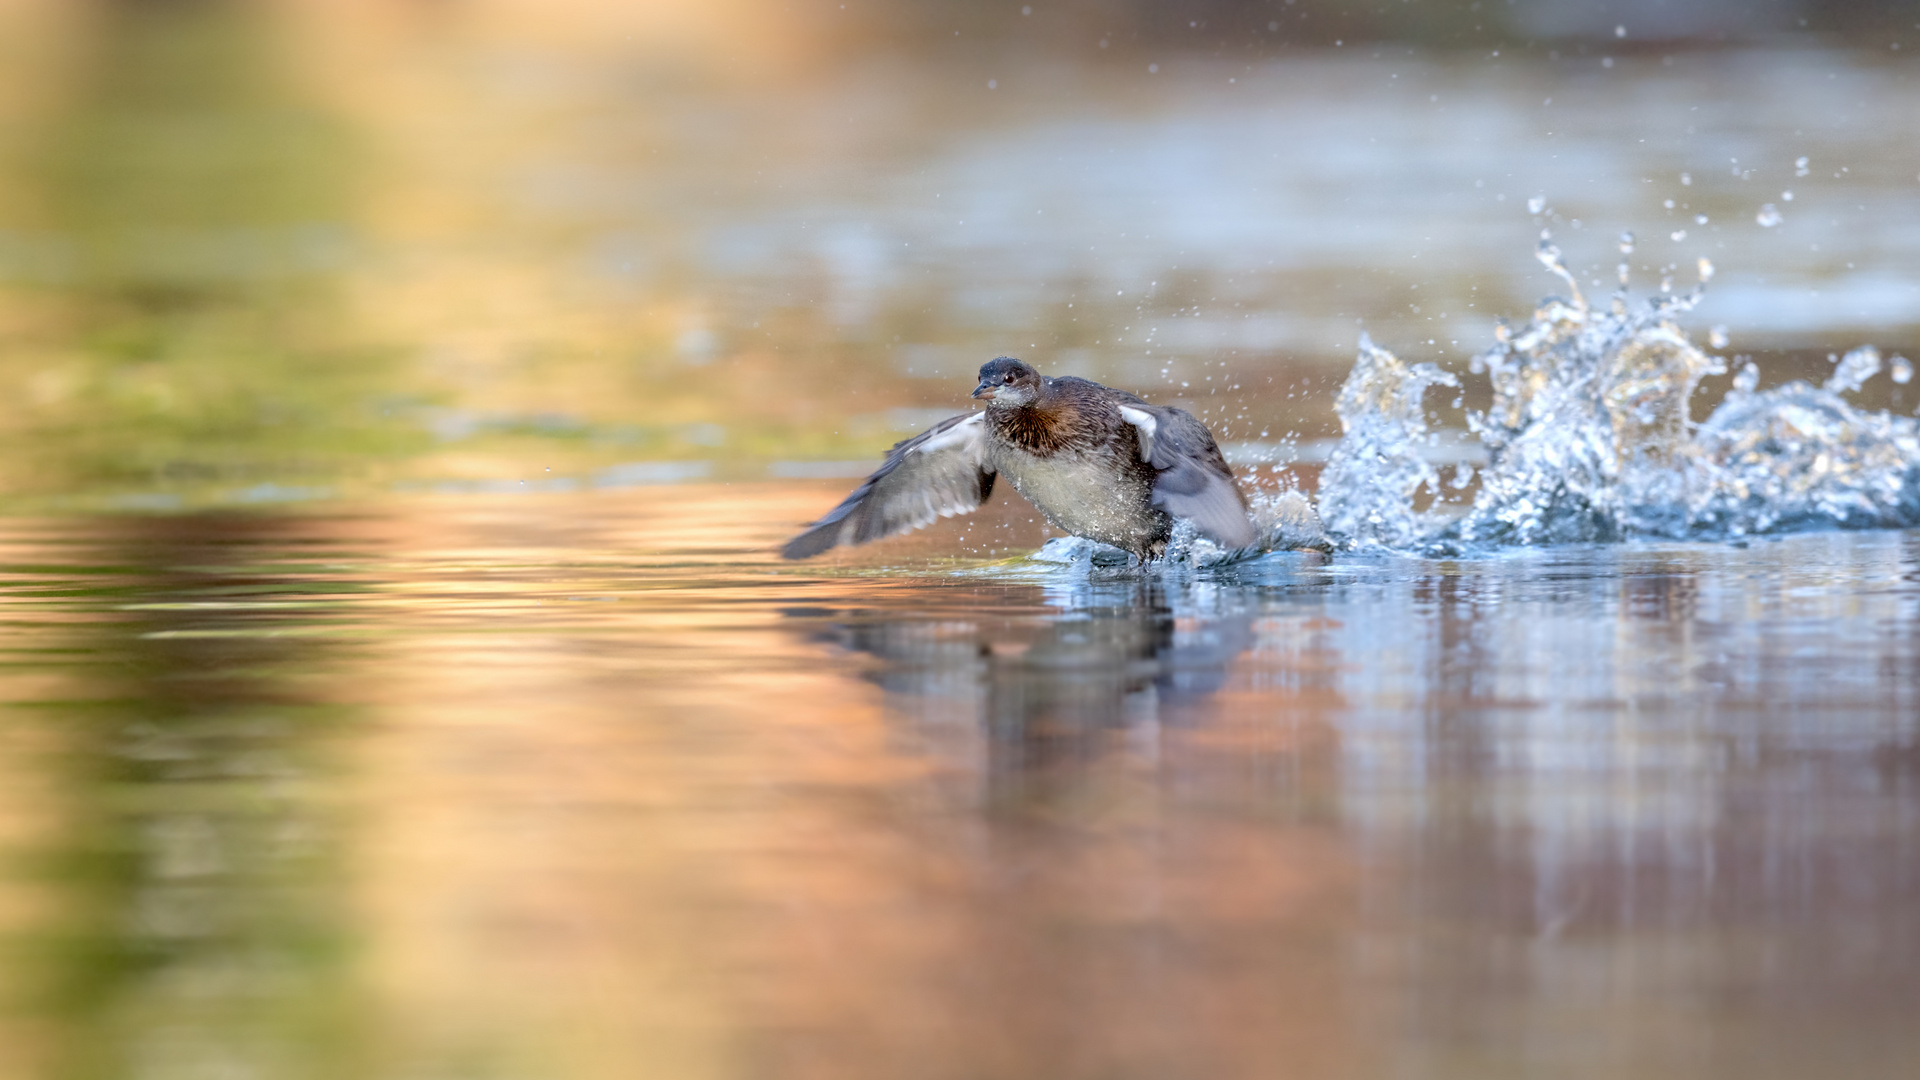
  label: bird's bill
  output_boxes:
[971,382,996,399]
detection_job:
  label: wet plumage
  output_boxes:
[781,357,1258,560]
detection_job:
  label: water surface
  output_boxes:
[3,491,1916,1078]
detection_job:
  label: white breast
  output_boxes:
[993,446,1158,550]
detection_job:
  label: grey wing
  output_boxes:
[1116,403,1259,549]
[780,413,996,559]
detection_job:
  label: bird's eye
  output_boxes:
[1003,373,1014,383]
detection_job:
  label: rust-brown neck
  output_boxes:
[987,382,1104,455]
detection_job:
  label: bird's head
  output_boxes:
[972,357,1042,407]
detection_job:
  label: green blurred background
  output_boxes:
[1,0,1915,511]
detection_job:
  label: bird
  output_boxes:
[781,356,1260,560]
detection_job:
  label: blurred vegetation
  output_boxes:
[0,0,1912,510]
[842,0,1920,52]
[0,0,427,506]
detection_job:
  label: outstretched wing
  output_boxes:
[781,413,996,559]
[1116,402,1258,549]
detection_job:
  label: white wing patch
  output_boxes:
[1117,405,1157,461]
[908,411,985,456]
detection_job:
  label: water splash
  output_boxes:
[1319,245,1920,551]
[1317,333,1459,549]
[1029,490,1328,570]
[1825,345,1881,395]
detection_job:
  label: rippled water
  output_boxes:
[1,496,1917,1079]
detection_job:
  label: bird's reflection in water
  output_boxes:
[775,560,1359,1080]
[790,561,1331,808]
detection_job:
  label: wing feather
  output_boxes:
[780,413,995,559]
[1118,401,1258,549]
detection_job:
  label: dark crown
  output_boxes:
[978,356,1036,382]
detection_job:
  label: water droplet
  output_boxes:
[1892,355,1913,384]
[1680,172,1692,186]
[1660,275,1673,294]
[1733,361,1760,395]
[1670,229,1687,242]
[1616,261,1631,286]
[1709,325,1729,349]
[1527,195,1546,215]
[1615,24,1627,38]
[1664,199,1675,209]
[1697,257,1715,283]
[1795,155,1810,176]
[1782,190,1793,201]
[1695,213,1709,225]
[1756,203,1783,227]
[1824,346,1882,396]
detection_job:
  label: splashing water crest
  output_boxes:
[1317,333,1460,549]
[1317,244,1920,552]
[1825,345,1882,395]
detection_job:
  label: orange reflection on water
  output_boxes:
[2,490,1919,1079]
[331,486,1365,1079]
